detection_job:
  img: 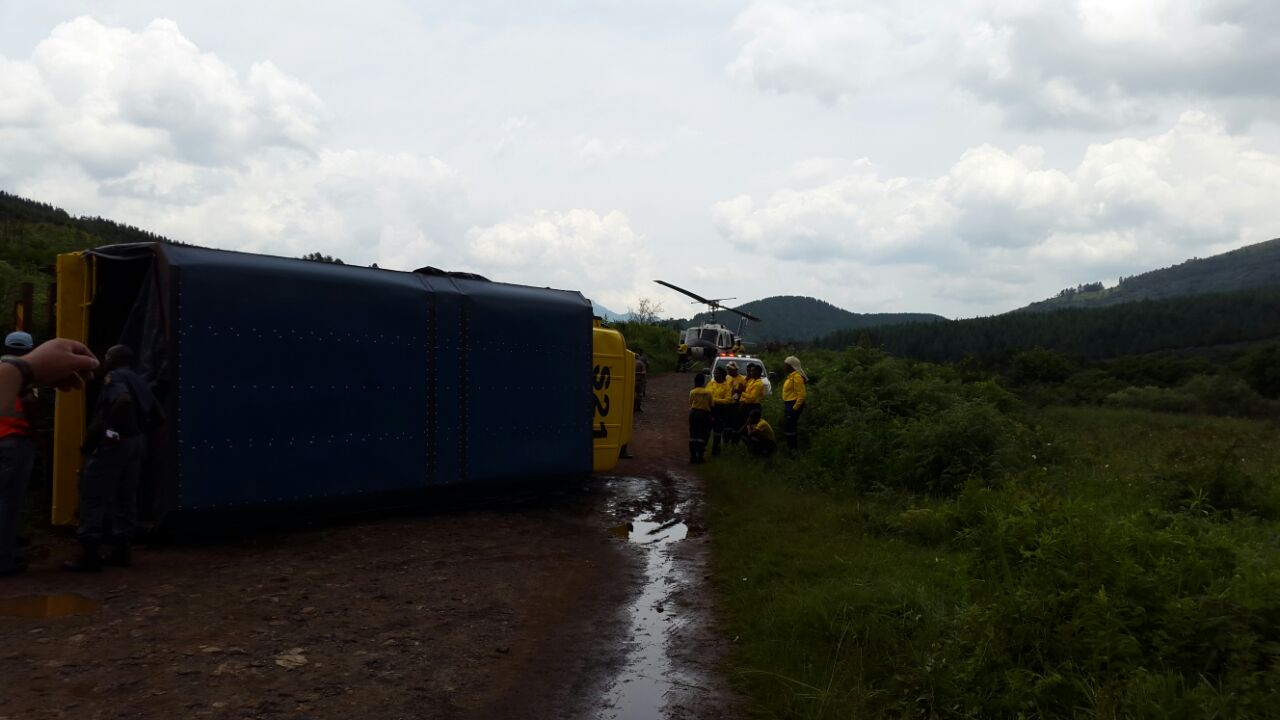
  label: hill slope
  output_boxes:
[1022,237,1280,312]
[689,295,943,343]
[0,191,179,337]
[824,286,1280,362]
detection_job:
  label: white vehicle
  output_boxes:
[709,354,772,396]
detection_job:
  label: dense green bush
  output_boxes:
[1007,348,1076,384]
[944,491,1277,717]
[707,347,1280,719]
[1234,343,1280,398]
[1103,374,1276,417]
[609,320,679,373]
[1155,436,1279,519]
[796,348,1025,495]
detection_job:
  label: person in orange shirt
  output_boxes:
[0,332,35,576]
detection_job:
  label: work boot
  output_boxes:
[104,542,132,568]
[62,540,103,573]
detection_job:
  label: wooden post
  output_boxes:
[13,282,34,332]
[46,282,56,339]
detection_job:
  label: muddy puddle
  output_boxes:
[0,593,100,619]
[598,476,695,719]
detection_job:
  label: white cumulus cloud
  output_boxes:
[463,209,654,310]
[711,112,1280,310]
[726,0,1280,127]
[0,16,463,269]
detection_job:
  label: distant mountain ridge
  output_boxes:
[590,302,631,322]
[689,295,944,343]
[1020,237,1280,312]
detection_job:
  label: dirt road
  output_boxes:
[0,373,739,720]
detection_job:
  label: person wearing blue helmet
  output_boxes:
[0,331,36,575]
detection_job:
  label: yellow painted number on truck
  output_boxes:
[593,364,612,438]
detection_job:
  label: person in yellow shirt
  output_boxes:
[707,366,734,456]
[739,363,766,425]
[724,362,747,445]
[782,355,808,453]
[676,342,691,373]
[731,339,745,355]
[742,408,776,457]
[688,372,714,463]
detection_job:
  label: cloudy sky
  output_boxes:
[1,1,1278,318]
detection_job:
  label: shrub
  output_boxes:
[1233,342,1280,398]
[1007,348,1076,385]
[890,506,960,545]
[946,493,1278,717]
[794,349,1027,495]
[1103,375,1275,417]
[1157,437,1279,519]
[611,321,679,373]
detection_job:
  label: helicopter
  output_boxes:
[655,280,762,363]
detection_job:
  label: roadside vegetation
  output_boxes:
[609,319,680,373]
[703,346,1280,718]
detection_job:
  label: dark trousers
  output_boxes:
[711,406,731,454]
[689,409,712,461]
[77,436,144,544]
[0,436,34,572]
[724,403,742,445]
[745,434,776,457]
[782,402,803,451]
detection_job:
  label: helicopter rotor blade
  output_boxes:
[655,280,762,322]
[725,306,762,322]
[653,280,715,306]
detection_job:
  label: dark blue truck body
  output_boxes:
[80,243,592,517]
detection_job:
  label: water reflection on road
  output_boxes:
[598,475,694,720]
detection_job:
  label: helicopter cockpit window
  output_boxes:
[684,329,700,344]
[699,328,720,342]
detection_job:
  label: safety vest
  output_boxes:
[751,418,775,442]
[727,374,746,396]
[689,387,714,412]
[0,397,30,439]
[783,373,807,408]
[708,379,733,405]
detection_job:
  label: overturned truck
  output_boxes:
[51,243,634,526]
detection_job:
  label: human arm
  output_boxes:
[0,338,99,407]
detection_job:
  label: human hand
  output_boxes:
[25,339,100,390]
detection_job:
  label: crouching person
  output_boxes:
[742,408,776,458]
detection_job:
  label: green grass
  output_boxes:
[705,370,1280,719]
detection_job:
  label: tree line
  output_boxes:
[823,286,1280,362]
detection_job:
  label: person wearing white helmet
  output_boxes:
[782,355,808,454]
[0,331,36,575]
